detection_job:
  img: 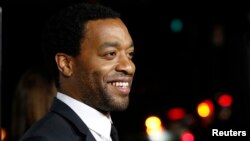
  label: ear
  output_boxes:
[55,53,73,77]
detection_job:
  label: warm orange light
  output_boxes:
[145,116,164,136]
[218,94,233,107]
[197,103,210,117]
[145,116,162,130]
[197,100,214,118]
[1,128,7,141]
[146,125,163,135]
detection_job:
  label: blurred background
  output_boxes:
[1,0,250,141]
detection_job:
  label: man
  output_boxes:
[20,2,135,141]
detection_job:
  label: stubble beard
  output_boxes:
[79,71,130,112]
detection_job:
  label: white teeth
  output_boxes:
[111,82,129,87]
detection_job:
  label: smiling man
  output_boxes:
[20,2,135,141]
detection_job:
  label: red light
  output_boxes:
[181,131,194,141]
[167,107,185,120]
[218,94,233,107]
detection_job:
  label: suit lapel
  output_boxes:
[50,98,96,141]
[111,124,119,141]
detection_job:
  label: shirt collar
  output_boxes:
[56,92,112,139]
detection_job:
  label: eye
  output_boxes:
[109,52,116,56]
[105,51,117,59]
[128,51,135,59]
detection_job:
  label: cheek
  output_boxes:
[92,66,111,81]
[95,59,117,72]
[91,65,115,86]
[82,55,118,79]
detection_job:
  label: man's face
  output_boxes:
[73,18,135,112]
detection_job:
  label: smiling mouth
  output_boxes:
[108,81,131,94]
[110,82,129,88]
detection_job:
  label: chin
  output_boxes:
[113,100,129,111]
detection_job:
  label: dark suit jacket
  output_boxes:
[20,98,97,141]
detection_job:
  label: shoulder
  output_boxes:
[20,112,85,141]
[20,136,49,141]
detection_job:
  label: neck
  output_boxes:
[98,109,111,118]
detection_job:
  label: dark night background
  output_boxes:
[1,0,250,141]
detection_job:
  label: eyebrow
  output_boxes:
[100,41,134,48]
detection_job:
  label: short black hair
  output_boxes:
[41,3,120,88]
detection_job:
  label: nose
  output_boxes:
[115,53,135,75]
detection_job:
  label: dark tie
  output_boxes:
[111,124,119,141]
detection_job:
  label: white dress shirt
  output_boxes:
[57,92,113,141]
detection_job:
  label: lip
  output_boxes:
[114,85,131,95]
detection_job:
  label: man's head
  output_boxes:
[42,3,135,113]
